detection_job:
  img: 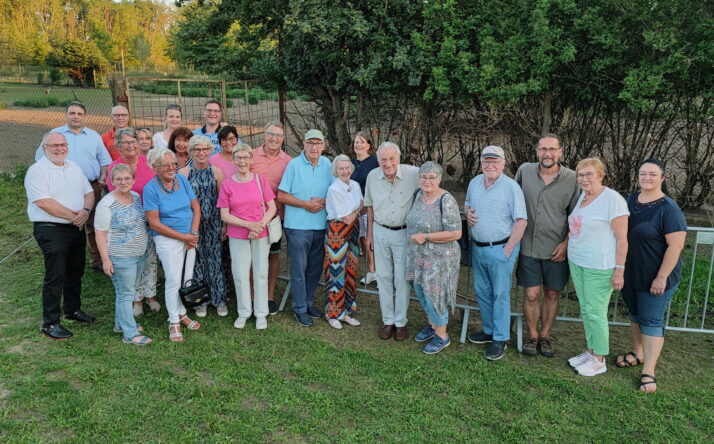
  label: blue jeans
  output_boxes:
[621,285,678,337]
[110,255,146,341]
[285,228,325,314]
[471,244,519,341]
[413,283,448,326]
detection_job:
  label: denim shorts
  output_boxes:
[621,285,679,337]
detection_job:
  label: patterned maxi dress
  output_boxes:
[405,191,462,317]
[187,164,226,307]
[324,219,360,319]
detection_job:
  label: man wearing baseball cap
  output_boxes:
[464,145,528,360]
[278,129,333,326]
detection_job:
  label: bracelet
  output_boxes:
[426,233,431,242]
[190,230,199,236]
[614,264,625,270]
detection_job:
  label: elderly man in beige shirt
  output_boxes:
[364,142,420,341]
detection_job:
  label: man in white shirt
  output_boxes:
[25,132,97,340]
[364,142,419,341]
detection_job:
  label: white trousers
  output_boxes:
[373,224,409,327]
[154,235,194,323]
[229,236,270,319]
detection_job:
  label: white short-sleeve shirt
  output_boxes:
[326,179,362,220]
[567,187,629,270]
[24,157,93,223]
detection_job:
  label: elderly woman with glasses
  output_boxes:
[95,164,152,345]
[179,135,227,318]
[323,154,363,329]
[405,161,462,354]
[218,144,276,330]
[144,147,202,342]
[106,128,161,316]
[153,104,182,150]
[567,157,629,377]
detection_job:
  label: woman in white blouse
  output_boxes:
[323,155,363,329]
[152,104,182,150]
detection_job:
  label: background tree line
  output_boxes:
[170,0,713,209]
[0,0,175,86]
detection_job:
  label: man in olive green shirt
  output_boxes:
[514,133,579,358]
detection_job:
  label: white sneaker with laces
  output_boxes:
[233,317,248,329]
[568,350,592,368]
[576,355,607,377]
[327,318,343,329]
[195,306,207,318]
[217,304,228,317]
[343,315,361,326]
[255,317,267,330]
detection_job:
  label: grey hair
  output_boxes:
[376,141,400,158]
[419,161,443,178]
[41,131,66,146]
[114,127,138,148]
[110,163,135,182]
[232,143,253,158]
[331,154,354,177]
[146,147,176,168]
[264,121,284,132]
[110,105,129,115]
[188,135,213,153]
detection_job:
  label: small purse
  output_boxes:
[178,250,210,309]
[255,173,282,243]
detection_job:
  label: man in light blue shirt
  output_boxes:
[34,101,112,271]
[464,145,527,361]
[278,129,333,326]
[192,99,225,154]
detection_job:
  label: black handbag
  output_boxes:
[178,249,210,309]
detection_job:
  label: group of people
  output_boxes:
[25,100,687,393]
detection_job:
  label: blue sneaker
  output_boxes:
[306,306,323,319]
[293,311,313,327]
[423,335,451,354]
[414,325,435,342]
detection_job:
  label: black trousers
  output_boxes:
[33,223,86,326]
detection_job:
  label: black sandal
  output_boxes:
[639,373,657,392]
[615,351,642,368]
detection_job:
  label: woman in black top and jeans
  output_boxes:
[350,131,379,285]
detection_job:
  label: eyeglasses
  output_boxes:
[234,155,251,161]
[112,113,129,118]
[159,162,178,168]
[482,160,503,166]
[305,141,324,147]
[44,143,68,148]
[119,140,138,146]
[113,177,134,182]
[537,147,561,154]
[419,175,440,182]
[577,172,595,179]
[205,109,221,114]
[265,131,284,138]
[193,148,211,152]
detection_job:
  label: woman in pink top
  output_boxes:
[106,128,155,198]
[106,128,162,317]
[217,143,276,331]
[209,125,240,178]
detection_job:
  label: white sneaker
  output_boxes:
[216,304,228,317]
[195,306,207,318]
[327,318,343,329]
[576,355,607,377]
[343,315,361,326]
[360,272,376,285]
[233,317,248,329]
[568,350,592,368]
[255,317,267,330]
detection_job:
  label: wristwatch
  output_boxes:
[426,233,431,242]
[83,207,91,213]
[190,230,199,236]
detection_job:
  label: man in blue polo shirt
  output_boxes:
[277,129,333,326]
[192,99,224,154]
[464,145,528,361]
[35,101,112,272]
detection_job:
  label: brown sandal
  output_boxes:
[615,351,643,368]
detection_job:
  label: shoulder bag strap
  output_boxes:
[254,173,266,217]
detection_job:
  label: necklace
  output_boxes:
[157,177,177,193]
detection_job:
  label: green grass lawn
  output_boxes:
[0,82,111,109]
[1,174,712,443]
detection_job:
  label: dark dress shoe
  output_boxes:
[378,324,394,340]
[65,310,96,323]
[394,326,408,341]
[41,323,73,340]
